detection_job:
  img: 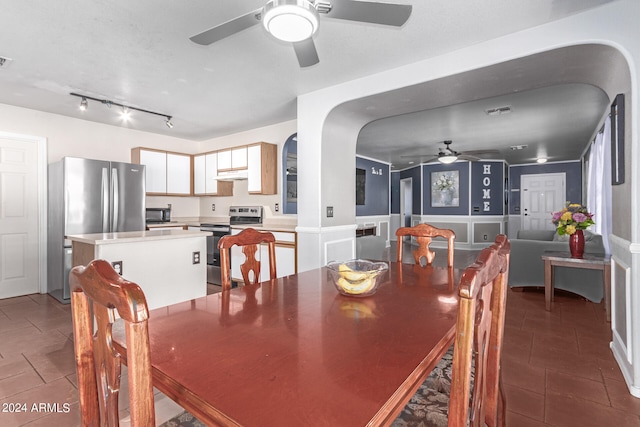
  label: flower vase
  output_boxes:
[569,229,585,258]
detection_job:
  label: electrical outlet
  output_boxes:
[327,206,334,217]
[193,251,200,264]
[111,261,123,275]
[211,204,215,211]
[275,203,279,212]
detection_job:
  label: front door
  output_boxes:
[0,135,41,298]
[521,173,566,231]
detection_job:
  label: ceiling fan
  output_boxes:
[189,0,412,68]
[402,140,500,164]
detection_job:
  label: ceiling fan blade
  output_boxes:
[293,38,319,67]
[189,8,262,45]
[462,149,500,155]
[325,1,412,26]
[458,154,481,162]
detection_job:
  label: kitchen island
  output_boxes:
[67,229,210,310]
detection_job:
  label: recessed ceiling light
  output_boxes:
[486,106,512,116]
[537,158,548,163]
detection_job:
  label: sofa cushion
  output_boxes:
[552,232,570,242]
[517,229,556,241]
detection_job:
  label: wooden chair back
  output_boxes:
[448,235,510,427]
[395,223,456,267]
[69,259,154,427]
[218,227,277,291]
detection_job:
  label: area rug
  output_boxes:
[159,411,207,427]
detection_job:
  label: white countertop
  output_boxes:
[67,229,211,245]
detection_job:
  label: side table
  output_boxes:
[541,251,611,321]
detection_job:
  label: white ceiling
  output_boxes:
[0,0,617,165]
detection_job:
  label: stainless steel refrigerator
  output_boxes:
[47,157,146,302]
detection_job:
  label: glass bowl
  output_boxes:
[326,259,388,297]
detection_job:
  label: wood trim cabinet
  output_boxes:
[247,142,277,194]
[193,152,233,196]
[132,147,193,196]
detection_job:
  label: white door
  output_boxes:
[0,136,41,298]
[521,173,566,231]
[399,178,412,242]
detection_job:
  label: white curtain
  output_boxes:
[587,115,612,254]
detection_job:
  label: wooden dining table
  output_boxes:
[114,261,462,427]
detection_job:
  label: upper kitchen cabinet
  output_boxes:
[193,152,233,196]
[132,147,193,196]
[247,142,277,194]
[217,146,247,171]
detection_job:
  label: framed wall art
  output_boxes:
[431,170,459,207]
[611,93,625,185]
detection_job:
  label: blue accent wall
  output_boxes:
[508,162,582,215]
[355,157,390,216]
[423,163,470,215]
[390,171,400,214]
[470,162,504,215]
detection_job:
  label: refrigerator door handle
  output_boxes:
[102,167,109,232]
[111,168,119,231]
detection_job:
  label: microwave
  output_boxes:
[146,207,171,223]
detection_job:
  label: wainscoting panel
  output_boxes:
[324,237,355,264]
[609,234,639,398]
[612,257,630,362]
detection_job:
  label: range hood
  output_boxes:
[212,170,248,181]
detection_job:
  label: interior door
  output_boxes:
[399,178,412,243]
[521,173,566,231]
[0,136,40,298]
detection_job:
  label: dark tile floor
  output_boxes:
[1,246,639,426]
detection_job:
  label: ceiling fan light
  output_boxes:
[438,154,458,164]
[263,0,319,43]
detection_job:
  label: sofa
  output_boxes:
[509,229,606,302]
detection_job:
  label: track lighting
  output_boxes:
[69,92,173,129]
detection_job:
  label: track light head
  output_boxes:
[120,106,131,121]
[70,93,172,129]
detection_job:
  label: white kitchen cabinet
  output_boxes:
[194,154,206,194]
[132,147,192,196]
[137,149,167,193]
[231,146,247,169]
[218,146,248,171]
[247,142,277,194]
[167,153,191,195]
[217,149,232,170]
[193,152,233,196]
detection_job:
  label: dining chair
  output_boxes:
[394,235,510,427]
[69,259,200,427]
[218,227,277,291]
[395,223,456,267]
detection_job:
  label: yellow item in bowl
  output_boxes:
[337,276,376,295]
[338,263,368,282]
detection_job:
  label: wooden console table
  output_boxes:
[541,251,611,321]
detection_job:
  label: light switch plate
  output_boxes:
[111,261,123,275]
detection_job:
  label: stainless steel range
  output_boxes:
[201,206,264,285]
[229,205,263,226]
